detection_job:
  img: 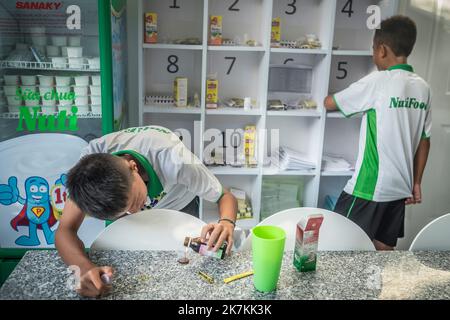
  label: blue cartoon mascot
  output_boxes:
[0,175,66,246]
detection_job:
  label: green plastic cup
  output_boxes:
[252,225,286,292]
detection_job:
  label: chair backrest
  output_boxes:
[409,213,450,251]
[90,209,206,251]
[240,207,375,251]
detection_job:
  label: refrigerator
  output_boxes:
[0,0,128,284]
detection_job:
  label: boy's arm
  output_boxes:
[324,95,338,111]
[406,138,431,205]
[55,199,113,297]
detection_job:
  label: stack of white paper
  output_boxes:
[322,154,354,172]
[271,147,316,171]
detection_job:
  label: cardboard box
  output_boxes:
[144,13,157,44]
[209,16,222,45]
[173,77,188,107]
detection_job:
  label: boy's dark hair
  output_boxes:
[67,153,131,220]
[374,15,417,57]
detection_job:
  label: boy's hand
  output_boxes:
[200,221,234,255]
[77,266,114,298]
[405,184,422,205]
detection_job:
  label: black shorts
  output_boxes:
[334,192,405,247]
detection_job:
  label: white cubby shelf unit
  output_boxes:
[132,0,399,229]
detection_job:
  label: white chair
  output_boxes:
[409,213,450,251]
[240,207,375,251]
[90,209,206,251]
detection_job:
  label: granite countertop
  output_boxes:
[1,250,450,300]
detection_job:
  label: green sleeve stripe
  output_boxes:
[421,130,431,139]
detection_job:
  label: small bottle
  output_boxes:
[184,237,227,259]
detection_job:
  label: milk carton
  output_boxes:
[293,214,324,272]
[144,13,157,44]
[173,77,188,107]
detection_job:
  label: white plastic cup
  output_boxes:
[55,76,71,86]
[7,105,20,113]
[67,46,83,58]
[38,75,54,86]
[20,75,36,85]
[4,75,19,85]
[87,57,100,70]
[25,98,40,107]
[39,86,54,97]
[91,75,101,86]
[76,105,90,115]
[74,76,89,86]
[68,57,84,69]
[90,96,101,105]
[75,96,88,105]
[89,85,101,95]
[7,95,22,106]
[51,57,67,69]
[73,86,88,96]
[56,86,71,96]
[3,86,19,96]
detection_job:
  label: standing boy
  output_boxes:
[324,16,431,250]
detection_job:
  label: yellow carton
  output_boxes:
[209,15,222,45]
[271,17,281,47]
[144,13,157,44]
[174,77,188,107]
[206,78,218,109]
[244,125,257,167]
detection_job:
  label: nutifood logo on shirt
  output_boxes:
[389,97,428,110]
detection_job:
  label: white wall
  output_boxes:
[397,0,450,249]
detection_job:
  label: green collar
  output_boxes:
[112,150,164,199]
[388,64,414,72]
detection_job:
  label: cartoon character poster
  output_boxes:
[0,134,106,248]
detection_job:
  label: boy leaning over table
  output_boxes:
[55,125,237,297]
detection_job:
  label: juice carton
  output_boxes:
[244,125,257,167]
[271,17,281,47]
[173,77,188,107]
[144,13,157,44]
[209,16,222,45]
[293,214,324,272]
[206,78,218,109]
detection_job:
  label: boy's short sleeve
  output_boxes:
[333,72,382,117]
[422,92,432,139]
[177,162,224,203]
[167,143,223,203]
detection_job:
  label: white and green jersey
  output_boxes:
[80,126,223,210]
[333,64,432,202]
